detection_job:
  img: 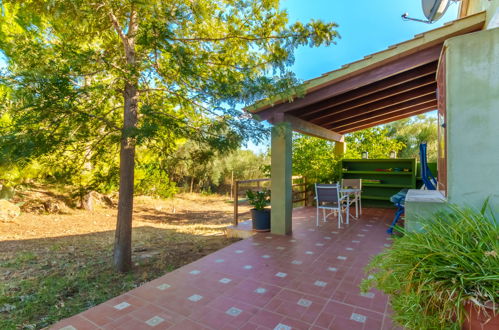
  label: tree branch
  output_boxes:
[168,33,306,43]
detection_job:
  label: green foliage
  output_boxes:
[362,203,499,329]
[292,134,339,183]
[221,149,269,182]
[134,165,177,199]
[386,113,438,161]
[0,0,338,198]
[344,126,405,159]
[292,127,405,183]
[246,189,270,210]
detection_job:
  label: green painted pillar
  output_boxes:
[334,141,346,157]
[271,122,293,235]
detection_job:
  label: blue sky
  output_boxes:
[246,0,458,153]
[282,0,458,80]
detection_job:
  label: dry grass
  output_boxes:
[0,188,250,329]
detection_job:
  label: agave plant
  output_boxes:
[362,200,499,329]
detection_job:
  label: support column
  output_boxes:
[271,122,293,235]
[334,141,347,157]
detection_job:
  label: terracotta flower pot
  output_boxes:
[462,302,499,330]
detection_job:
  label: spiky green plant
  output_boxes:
[362,201,499,329]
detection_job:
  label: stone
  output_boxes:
[101,195,115,208]
[81,191,101,211]
[0,185,15,200]
[42,200,64,213]
[0,200,21,221]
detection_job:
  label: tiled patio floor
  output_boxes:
[52,207,398,330]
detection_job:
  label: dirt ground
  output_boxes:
[0,188,250,283]
[0,187,252,328]
[1,192,249,240]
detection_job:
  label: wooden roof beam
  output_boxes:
[269,113,344,142]
[313,84,436,127]
[301,74,436,123]
[336,104,437,134]
[329,98,438,131]
[253,45,442,121]
[290,61,437,119]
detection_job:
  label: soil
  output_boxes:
[0,186,251,283]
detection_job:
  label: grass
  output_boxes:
[1,233,237,329]
[1,258,138,329]
[0,191,244,329]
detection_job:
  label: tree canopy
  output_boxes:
[0,0,339,271]
[292,126,407,184]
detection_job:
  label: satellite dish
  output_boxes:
[422,0,451,23]
[402,0,455,24]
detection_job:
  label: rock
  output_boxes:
[81,191,101,211]
[0,200,21,221]
[42,200,63,213]
[101,195,115,208]
[0,185,15,200]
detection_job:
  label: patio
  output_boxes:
[52,207,398,330]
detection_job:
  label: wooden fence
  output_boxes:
[232,176,309,226]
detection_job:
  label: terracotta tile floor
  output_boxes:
[52,207,399,330]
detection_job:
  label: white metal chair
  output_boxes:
[314,183,349,228]
[341,179,362,218]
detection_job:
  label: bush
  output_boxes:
[246,189,270,210]
[362,202,499,329]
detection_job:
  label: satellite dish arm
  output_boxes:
[401,13,434,24]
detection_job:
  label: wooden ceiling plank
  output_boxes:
[254,45,442,121]
[329,99,437,131]
[312,84,436,126]
[292,62,437,119]
[336,106,437,134]
[300,75,436,123]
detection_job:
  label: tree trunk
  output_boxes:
[111,8,139,273]
[114,82,138,272]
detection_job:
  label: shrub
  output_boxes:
[362,201,499,329]
[246,189,270,210]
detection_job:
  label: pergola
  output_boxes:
[246,12,486,235]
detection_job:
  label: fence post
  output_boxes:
[304,177,308,207]
[233,180,239,226]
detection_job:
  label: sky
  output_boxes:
[246,0,459,153]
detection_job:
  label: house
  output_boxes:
[247,0,499,234]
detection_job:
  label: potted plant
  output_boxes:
[246,189,271,232]
[361,201,498,330]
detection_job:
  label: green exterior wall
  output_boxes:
[270,122,293,235]
[466,0,499,26]
[445,27,499,213]
[406,26,499,229]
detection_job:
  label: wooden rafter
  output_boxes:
[330,98,437,131]
[255,45,442,121]
[337,105,437,134]
[290,62,437,119]
[300,75,436,123]
[312,84,436,127]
